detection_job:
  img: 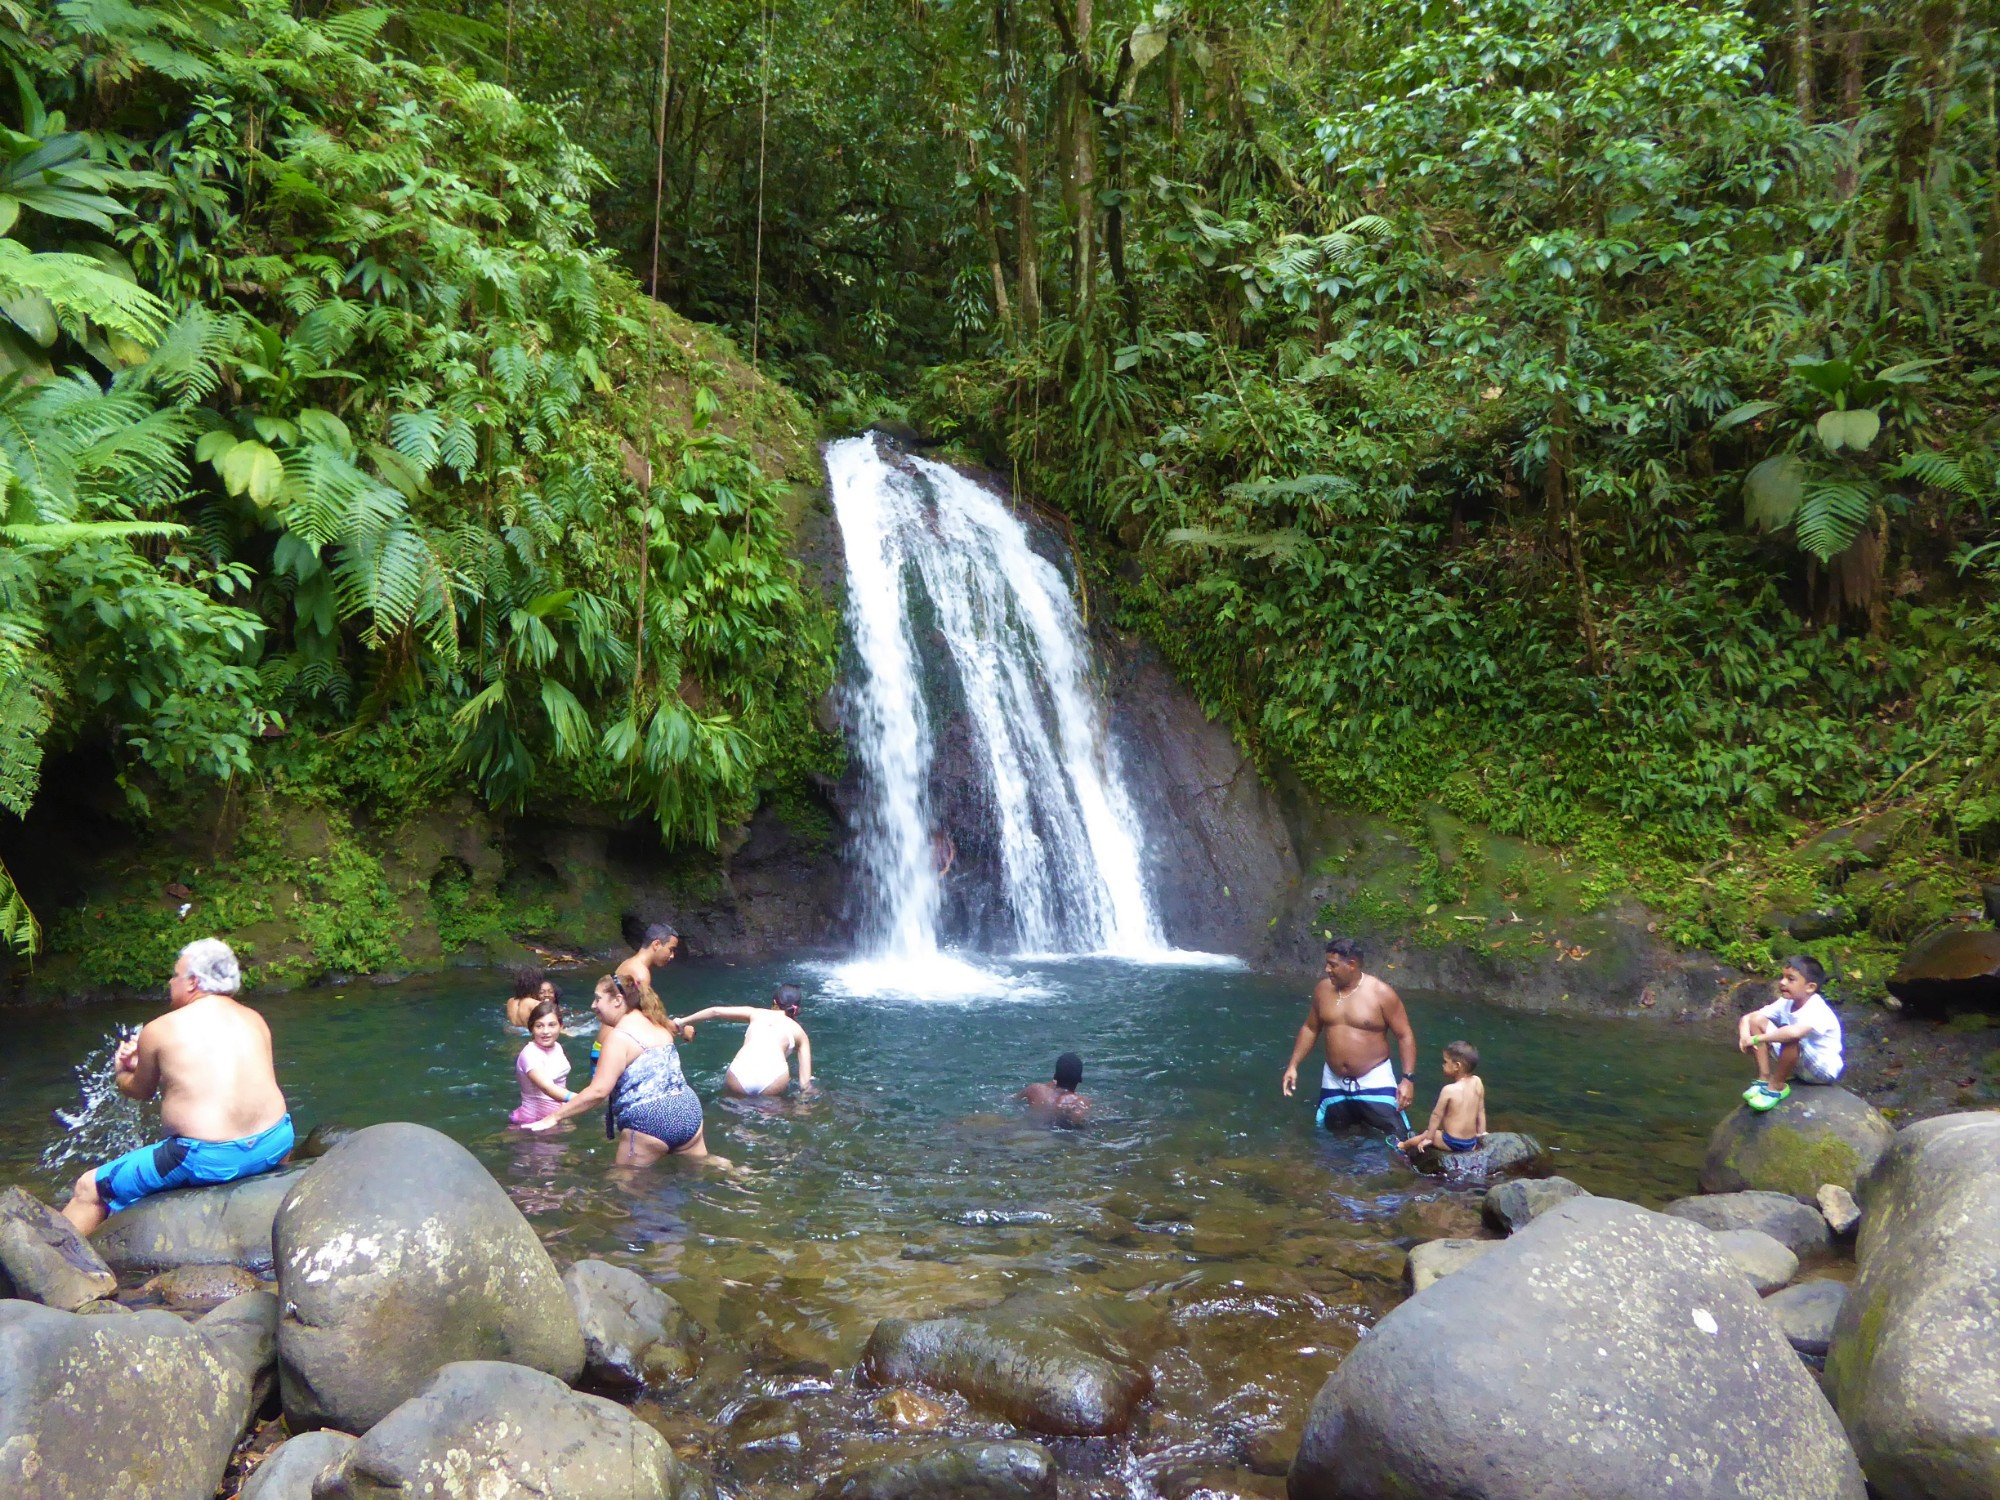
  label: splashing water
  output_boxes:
[825,434,1186,990]
[39,1029,149,1181]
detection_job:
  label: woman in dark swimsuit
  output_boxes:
[524,974,707,1162]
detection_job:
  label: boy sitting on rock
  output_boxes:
[1738,954,1843,1112]
[1398,1040,1486,1156]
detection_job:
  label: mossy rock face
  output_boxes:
[1699,1086,1895,1202]
[1825,1112,2000,1500]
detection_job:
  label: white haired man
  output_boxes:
[61,938,291,1235]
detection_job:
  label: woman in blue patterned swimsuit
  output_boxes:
[524,974,707,1162]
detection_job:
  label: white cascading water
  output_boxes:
[826,434,1169,984]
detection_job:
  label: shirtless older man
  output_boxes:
[61,938,292,1235]
[1280,937,1418,1134]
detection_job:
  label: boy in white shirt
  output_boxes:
[1737,954,1843,1111]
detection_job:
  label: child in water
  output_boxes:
[509,999,574,1125]
[1399,1040,1486,1155]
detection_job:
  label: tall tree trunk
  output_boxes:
[1835,12,1864,197]
[1882,0,1964,277]
[999,0,1040,334]
[976,185,1013,328]
[1793,0,1815,122]
[1070,0,1096,315]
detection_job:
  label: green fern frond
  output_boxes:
[1794,481,1876,561]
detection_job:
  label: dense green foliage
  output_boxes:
[1,0,833,959]
[6,0,1999,985]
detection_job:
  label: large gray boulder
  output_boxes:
[0,1290,275,1500]
[859,1293,1153,1437]
[240,1430,357,1500]
[1825,1112,2000,1499]
[1665,1190,1831,1260]
[1700,1087,1893,1201]
[562,1258,703,1388]
[314,1360,704,1499]
[814,1441,1058,1500]
[0,1186,115,1308]
[1288,1197,1864,1500]
[274,1122,583,1433]
[94,1166,306,1276]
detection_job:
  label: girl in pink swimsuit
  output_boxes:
[510,1000,574,1125]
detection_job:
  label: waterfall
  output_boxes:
[826,434,1168,975]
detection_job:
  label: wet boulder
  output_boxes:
[1700,1086,1894,1201]
[1664,1190,1831,1261]
[1825,1111,2000,1499]
[94,1165,306,1277]
[858,1292,1153,1437]
[1767,1280,1847,1359]
[1817,1183,1862,1236]
[1710,1228,1798,1294]
[240,1430,357,1500]
[0,1290,275,1500]
[274,1121,583,1433]
[0,1185,116,1309]
[1482,1176,1586,1234]
[314,1360,703,1500]
[814,1440,1058,1500]
[562,1257,703,1388]
[1884,927,2000,1012]
[1289,1197,1864,1500]
[1405,1238,1497,1292]
[1443,1131,1546,1181]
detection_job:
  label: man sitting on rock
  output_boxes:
[61,938,293,1235]
[1281,937,1418,1134]
[1737,954,1843,1112]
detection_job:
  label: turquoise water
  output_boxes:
[0,959,1742,1489]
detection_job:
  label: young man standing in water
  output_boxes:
[1280,938,1419,1134]
[618,922,681,992]
[61,938,292,1235]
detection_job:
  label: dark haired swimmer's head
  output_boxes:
[1054,1052,1083,1091]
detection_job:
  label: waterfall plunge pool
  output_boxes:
[4,959,1743,1495]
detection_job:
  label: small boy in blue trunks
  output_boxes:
[61,938,293,1235]
[1399,1040,1486,1157]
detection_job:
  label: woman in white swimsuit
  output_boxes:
[680,984,813,1097]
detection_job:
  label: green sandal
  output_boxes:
[1747,1083,1791,1112]
[1743,1082,1770,1103]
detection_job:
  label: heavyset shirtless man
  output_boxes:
[1280,937,1418,1135]
[61,938,292,1235]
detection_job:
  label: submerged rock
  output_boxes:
[94,1166,306,1277]
[1710,1227,1799,1294]
[143,1262,266,1312]
[1461,1131,1547,1179]
[0,1184,116,1309]
[874,1389,953,1430]
[1289,1197,1864,1500]
[1885,927,2000,1012]
[274,1121,583,1433]
[1482,1176,1586,1234]
[858,1292,1153,1437]
[814,1441,1058,1500]
[1826,1111,2000,1499]
[1664,1190,1831,1260]
[563,1258,703,1388]
[1767,1280,1847,1359]
[728,1396,805,1452]
[0,1291,274,1500]
[1404,1238,1498,1293]
[314,1360,702,1500]
[1699,1086,1894,1200]
[239,1430,357,1500]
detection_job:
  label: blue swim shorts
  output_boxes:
[95,1113,295,1216]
